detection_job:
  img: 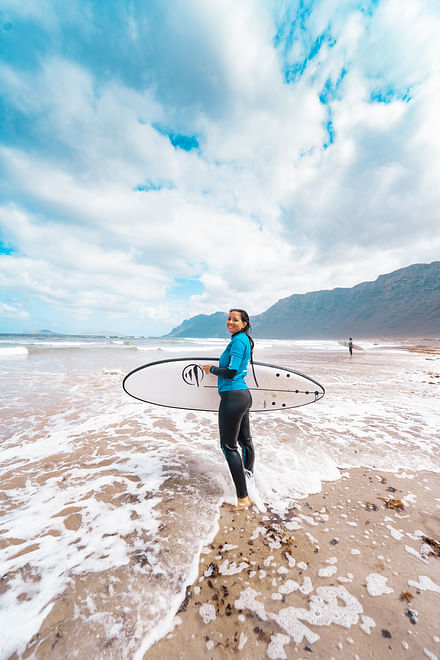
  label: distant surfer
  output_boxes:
[202,309,255,511]
[348,337,353,356]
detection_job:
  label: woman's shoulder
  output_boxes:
[232,332,251,347]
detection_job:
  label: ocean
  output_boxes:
[1,334,439,658]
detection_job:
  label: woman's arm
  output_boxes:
[210,365,237,379]
[202,364,238,379]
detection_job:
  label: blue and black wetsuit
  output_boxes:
[210,332,255,499]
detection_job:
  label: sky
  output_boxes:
[0,0,439,336]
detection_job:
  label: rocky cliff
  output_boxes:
[165,262,440,338]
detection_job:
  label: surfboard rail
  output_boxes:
[123,357,325,413]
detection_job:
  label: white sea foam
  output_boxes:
[272,585,364,645]
[234,587,268,621]
[199,603,216,624]
[366,574,393,596]
[408,576,440,593]
[137,343,226,354]
[319,566,338,577]
[1,335,439,657]
[360,615,376,635]
[405,544,429,563]
[278,580,299,594]
[238,632,248,650]
[218,559,249,575]
[267,633,291,659]
[0,346,28,357]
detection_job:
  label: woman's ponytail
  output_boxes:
[229,308,258,386]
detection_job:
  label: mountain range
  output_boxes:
[165,261,440,339]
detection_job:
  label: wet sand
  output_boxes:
[146,468,440,660]
[2,338,439,658]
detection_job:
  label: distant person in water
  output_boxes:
[202,309,255,511]
[348,337,353,356]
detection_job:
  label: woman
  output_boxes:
[202,309,255,511]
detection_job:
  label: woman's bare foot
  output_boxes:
[222,496,252,511]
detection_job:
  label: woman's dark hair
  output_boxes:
[229,308,258,386]
[229,308,254,352]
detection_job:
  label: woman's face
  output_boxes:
[226,310,247,335]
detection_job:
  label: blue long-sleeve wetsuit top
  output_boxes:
[211,332,251,393]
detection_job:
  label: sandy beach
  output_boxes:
[146,468,440,660]
[1,336,439,659]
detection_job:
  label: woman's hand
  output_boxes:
[202,364,212,374]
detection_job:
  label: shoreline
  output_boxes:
[2,338,439,659]
[145,468,440,659]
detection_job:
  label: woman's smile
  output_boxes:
[227,311,247,334]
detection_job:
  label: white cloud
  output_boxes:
[0,0,439,333]
[0,302,29,320]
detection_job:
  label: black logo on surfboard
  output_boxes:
[182,364,204,386]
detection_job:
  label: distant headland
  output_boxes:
[165,261,440,339]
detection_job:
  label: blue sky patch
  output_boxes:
[360,0,381,18]
[153,123,200,151]
[273,1,313,52]
[0,240,15,255]
[273,1,335,85]
[136,180,175,192]
[282,31,332,84]
[168,134,199,151]
[168,278,204,299]
[319,68,348,104]
[370,87,412,104]
[323,120,335,149]
[0,15,49,71]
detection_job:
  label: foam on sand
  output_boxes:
[1,337,439,657]
[146,467,440,660]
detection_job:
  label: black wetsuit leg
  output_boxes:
[237,409,255,474]
[218,389,252,499]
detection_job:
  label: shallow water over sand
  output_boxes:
[0,336,439,657]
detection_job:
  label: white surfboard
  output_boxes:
[338,340,364,351]
[122,357,325,412]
